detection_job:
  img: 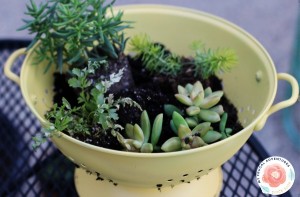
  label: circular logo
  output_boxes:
[256,156,295,195]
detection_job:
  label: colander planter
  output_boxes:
[4,5,299,197]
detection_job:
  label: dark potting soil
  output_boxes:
[52,54,243,151]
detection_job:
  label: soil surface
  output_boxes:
[53,53,243,151]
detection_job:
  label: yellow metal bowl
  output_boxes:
[4,5,299,189]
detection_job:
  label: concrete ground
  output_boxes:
[1,0,299,196]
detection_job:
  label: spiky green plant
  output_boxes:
[191,41,238,79]
[20,0,130,72]
[129,34,182,76]
[129,35,237,78]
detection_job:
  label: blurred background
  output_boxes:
[1,0,299,196]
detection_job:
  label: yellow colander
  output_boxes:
[4,4,299,196]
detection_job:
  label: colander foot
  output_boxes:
[74,167,223,197]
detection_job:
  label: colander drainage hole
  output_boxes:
[156,184,163,188]
[166,179,173,182]
[183,174,189,177]
[198,170,203,173]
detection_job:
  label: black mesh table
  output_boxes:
[0,40,292,197]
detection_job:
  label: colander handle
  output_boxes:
[254,73,299,131]
[4,48,27,86]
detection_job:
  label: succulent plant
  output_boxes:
[175,81,224,124]
[161,81,236,152]
[161,111,226,152]
[116,110,163,153]
[219,112,233,139]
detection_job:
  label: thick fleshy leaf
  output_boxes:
[204,87,212,96]
[161,137,181,152]
[172,111,189,131]
[151,113,163,146]
[164,104,183,117]
[185,117,198,128]
[198,109,220,123]
[133,124,144,143]
[178,125,192,139]
[219,112,228,133]
[125,124,134,139]
[186,106,200,116]
[175,94,193,106]
[141,143,153,153]
[170,120,177,134]
[190,81,203,99]
[191,122,212,137]
[185,83,193,94]
[191,136,207,148]
[177,85,187,95]
[198,91,223,109]
[141,110,151,143]
[193,92,204,106]
[225,128,233,135]
[210,105,224,115]
[132,140,143,149]
[202,130,222,144]
[116,132,131,150]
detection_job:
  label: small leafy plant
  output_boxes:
[33,60,140,149]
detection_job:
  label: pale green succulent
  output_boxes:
[175,81,224,124]
[161,111,225,152]
[219,112,233,139]
[117,81,233,153]
[116,110,163,153]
